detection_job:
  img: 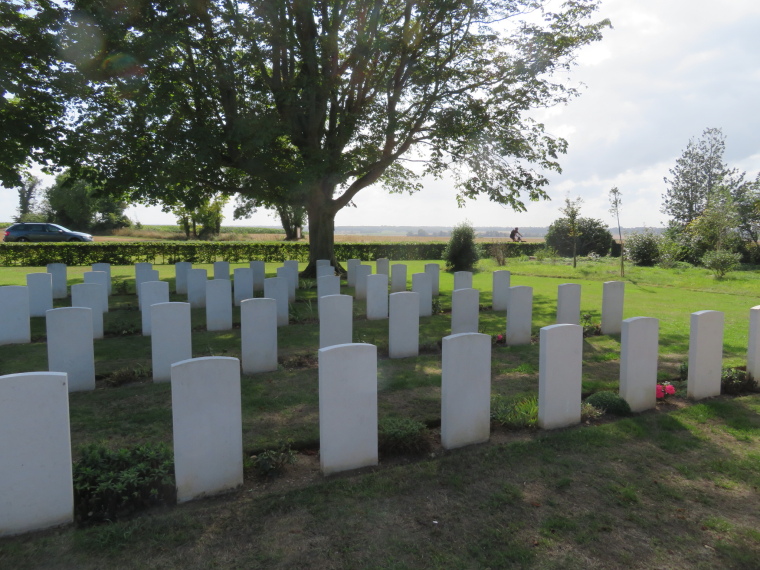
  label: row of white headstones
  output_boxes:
[2,260,759,538]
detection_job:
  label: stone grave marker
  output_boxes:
[46,307,95,392]
[241,298,278,374]
[538,324,582,429]
[151,302,192,382]
[0,286,30,345]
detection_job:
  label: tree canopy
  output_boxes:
[6,0,609,271]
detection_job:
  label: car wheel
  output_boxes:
[68,237,81,242]
[17,237,28,242]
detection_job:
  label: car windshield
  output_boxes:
[49,224,70,232]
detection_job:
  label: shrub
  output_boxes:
[721,367,759,395]
[73,443,175,525]
[534,246,560,263]
[581,402,604,422]
[490,394,538,428]
[584,391,631,416]
[544,217,614,257]
[657,236,686,268]
[378,417,431,455]
[443,222,481,271]
[624,231,660,266]
[250,441,297,477]
[702,250,741,278]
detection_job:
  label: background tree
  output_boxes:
[544,216,613,260]
[661,128,747,226]
[443,221,480,271]
[14,173,43,219]
[0,2,71,187]
[560,196,584,268]
[46,0,608,275]
[234,197,306,241]
[174,195,229,240]
[608,186,624,276]
[43,170,130,230]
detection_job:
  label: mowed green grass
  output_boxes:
[0,257,759,568]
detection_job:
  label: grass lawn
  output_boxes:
[0,256,759,568]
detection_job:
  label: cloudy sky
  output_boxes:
[5,0,760,230]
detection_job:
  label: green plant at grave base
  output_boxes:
[581,402,604,422]
[584,391,632,416]
[490,394,538,428]
[377,417,431,456]
[580,313,602,337]
[679,360,689,381]
[107,318,140,336]
[431,298,443,315]
[103,365,151,387]
[113,278,130,295]
[721,367,759,395]
[73,443,175,525]
[249,441,297,478]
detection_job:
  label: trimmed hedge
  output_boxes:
[0,241,552,267]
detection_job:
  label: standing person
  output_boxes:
[510,227,523,242]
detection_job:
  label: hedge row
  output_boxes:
[0,241,547,267]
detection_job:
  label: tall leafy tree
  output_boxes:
[560,195,583,268]
[661,128,746,225]
[15,173,43,218]
[11,1,609,273]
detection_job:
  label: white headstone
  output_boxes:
[241,298,278,374]
[277,266,296,303]
[47,263,67,299]
[264,277,289,327]
[556,283,581,325]
[171,357,243,503]
[620,317,659,412]
[748,306,760,381]
[206,279,233,331]
[354,264,372,301]
[492,270,510,311]
[233,267,254,306]
[83,271,109,313]
[0,286,30,345]
[317,264,335,279]
[91,263,112,295]
[389,292,419,358]
[376,258,389,276]
[346,259,360,287]
[319,294,353,348]
[390,264,407,293]
[601,281,625,335]
[187,268,208,308]
[137,268,159,309]
[213,261,230,280]
[151,302,192,382]
[26,273,53,318]
[506,285,533,345]
[687,310,724,400]
[366,274,389,320]
[453,271,472,291]
[0,372,72,537]
[283,260,300,289]
[134,262,153,305]
[538,324,583,429]
[46,307,95,392]
[411,273,432,317]
[250,260,265,293]
[441,332,491,450]
[451,288,479,335]
[317,275,340,299]
[71,283,105,339]
[316,259,331,267]
[175,261,192,295]
[424,263,440,297]
[140,281,170,336]
[318,343,378,475]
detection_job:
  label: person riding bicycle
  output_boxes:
[510,227,523,242]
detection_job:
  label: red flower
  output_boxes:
[496,334,503,341]
[665,384,676,395]
[656,384,665,399]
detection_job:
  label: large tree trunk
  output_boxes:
[302,187,343,278]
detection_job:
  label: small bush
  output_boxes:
[584,391,631,416]
[721,367,759,395]
[581,402,604,422]
[580,313,602,337]
[378,417,431,456]
[491,394,538,428]
[657,236,685,268]
[103,365,150,387]
[250,441,297,477]
[443,222,480,271]
[534,246,559,263]
[624,231,660,266]
[73,443,175,525]
[702,250,741,278]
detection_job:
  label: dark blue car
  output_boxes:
[3,223,93,242]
